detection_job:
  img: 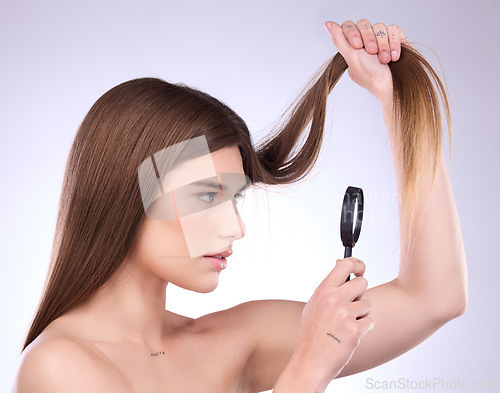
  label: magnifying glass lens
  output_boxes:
[340,186,364,282]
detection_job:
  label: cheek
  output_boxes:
[137,218,190,261]
[178,211,216,257]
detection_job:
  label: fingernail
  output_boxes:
[391,50,398,61]
[324,22,332,32]
[382,51,390,62]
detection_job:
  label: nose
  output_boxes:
[235,213,247,240]
[217,201,246,241]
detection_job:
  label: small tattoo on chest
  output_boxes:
[327,332,341,343]
[150,351,166,357]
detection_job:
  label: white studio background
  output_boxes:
[1,1,499,392]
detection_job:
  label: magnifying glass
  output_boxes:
[340,186,364,282]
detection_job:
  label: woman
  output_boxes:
[13,19,467,393]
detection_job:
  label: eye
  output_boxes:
[233,193,245,203]
[197,192,217,203]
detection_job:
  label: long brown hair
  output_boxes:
[23,43,450,350]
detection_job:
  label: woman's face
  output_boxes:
[129,145,249,293]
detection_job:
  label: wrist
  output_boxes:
[375,85,394,105]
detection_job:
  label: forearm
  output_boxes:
[379,93,468,319]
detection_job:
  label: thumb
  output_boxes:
[324,21,352,58]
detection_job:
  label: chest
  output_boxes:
[95,330,250,393]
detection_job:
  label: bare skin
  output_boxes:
[15,146,255,393]
[13,19,467,393]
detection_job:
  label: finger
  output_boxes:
[356,19,378,54]
[341,275,369,301]
[341,20,363,49]
[345,257,366,276]
[387,24,402,61]
[373,23,391,63]
[322,257,366,287]
[349,299,373,319]
[324,21,354,58]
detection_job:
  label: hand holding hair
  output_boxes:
[324,19,408,101]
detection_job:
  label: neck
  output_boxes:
[70,257,171,348]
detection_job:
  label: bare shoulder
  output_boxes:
[12,334,130,393]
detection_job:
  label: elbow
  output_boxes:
[445,295,467,321]
[432,287,468,325]
[430,258,469,324]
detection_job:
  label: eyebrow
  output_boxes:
[186,178,250,192]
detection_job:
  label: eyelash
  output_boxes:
[197,192,245,203]
[233,193,245,202]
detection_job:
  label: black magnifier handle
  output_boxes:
[340,186,364,282]
[344,246,352,258]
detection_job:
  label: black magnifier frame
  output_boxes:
[340,186,364,282]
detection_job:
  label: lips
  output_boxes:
[203,249,231,271]
[203,249,232,258]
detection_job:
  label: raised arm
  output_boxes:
[325,19,467,375]
[236,20,467,393]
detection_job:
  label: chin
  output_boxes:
[174,274,220,294]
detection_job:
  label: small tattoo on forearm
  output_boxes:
[327,332,341,343]
[376,30,386,38]
[151,351,165,357]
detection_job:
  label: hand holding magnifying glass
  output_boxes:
[340,186,364,282]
